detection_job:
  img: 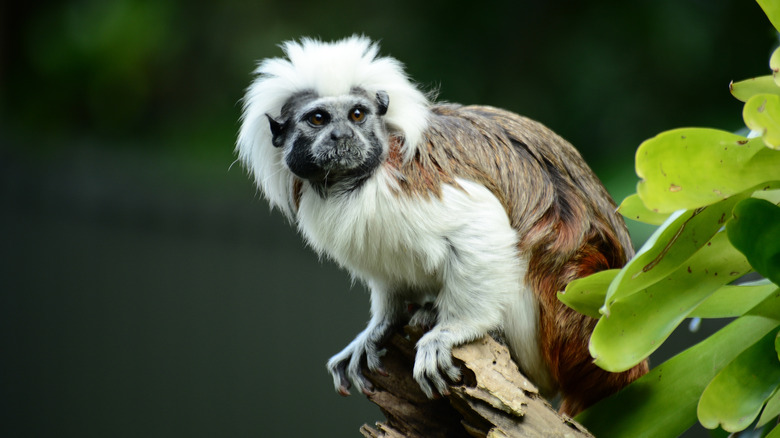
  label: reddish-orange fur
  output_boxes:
[526,212,648,415]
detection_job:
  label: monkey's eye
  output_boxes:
[306,111,329,127]
[349,107,366,123]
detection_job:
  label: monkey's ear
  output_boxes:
[266,114,286,148]
[375,91,389,116]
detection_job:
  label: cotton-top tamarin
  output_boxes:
[237,36,648,415]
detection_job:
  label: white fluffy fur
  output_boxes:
[237,36,430,218]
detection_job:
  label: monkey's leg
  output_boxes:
[326,286,403,396]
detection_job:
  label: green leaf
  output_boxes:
[777,330,780,362]
[754,187,780,204]
[698,330,780,432]
[635,128,780,212]
[618,193,670,225]
[558,269,619,318]
[604,193,750,310]
[730,76,780,103]
[772,47,780,87]
[690,280,779,318]
[758,0,780,33]
[577,292,780,438]
[762,330,780,427]
[743,94,780,149]
[767,424,780,438]
[727,198,780,285]
[591,230,751,372]
[758,385,780,427]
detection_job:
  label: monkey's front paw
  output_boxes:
[413,331,461,397]
[326,337,387,397]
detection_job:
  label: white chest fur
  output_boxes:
[296,169,451,289]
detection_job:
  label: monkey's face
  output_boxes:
[267,89,390,188]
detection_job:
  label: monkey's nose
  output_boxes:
[330,127,354,141]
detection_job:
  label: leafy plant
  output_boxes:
[559,1,780,436]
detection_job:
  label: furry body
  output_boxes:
[238,37,648,415]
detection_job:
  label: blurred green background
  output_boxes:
[1,1,776,437]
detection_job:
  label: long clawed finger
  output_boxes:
[335,361,352,396]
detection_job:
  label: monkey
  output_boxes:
[237,36,648,416]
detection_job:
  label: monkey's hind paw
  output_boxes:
[413,331,461,398]
[408,302,437,330]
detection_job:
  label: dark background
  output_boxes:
[1,1,776,437]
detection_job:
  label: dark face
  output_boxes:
[267,89,389,192]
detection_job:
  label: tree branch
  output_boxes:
[359,327,593,438]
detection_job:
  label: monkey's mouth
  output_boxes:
[287,141,382,187]
[320,141,366,168]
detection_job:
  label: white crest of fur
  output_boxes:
[237,36,430,217]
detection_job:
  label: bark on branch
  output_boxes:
[359,327,593,438]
